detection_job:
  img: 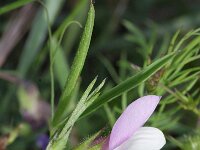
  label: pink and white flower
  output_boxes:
[102,95,166,150]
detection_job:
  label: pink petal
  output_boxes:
[109,95,161,150]
[102,136,110,150]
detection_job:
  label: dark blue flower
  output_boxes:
[36,134,49,150]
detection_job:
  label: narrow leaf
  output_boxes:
[81,53,175,118]
[0,0,34,15]
[53,3,95,127]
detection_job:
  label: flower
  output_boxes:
[102,95,166,150]
[36,134,49,150]
[18,81,51,128]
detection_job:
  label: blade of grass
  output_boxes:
[53,43,69,89]
[81,52,175,118]
[18,0,65,77]
[98,54,120,84]
[0,0,34,15]
[30,0,88,86]
[104,104,115,126]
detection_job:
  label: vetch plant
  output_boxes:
[46,2,173,149]
[0,0,200,150]
[102,95,166,150]
[46,2,173,150]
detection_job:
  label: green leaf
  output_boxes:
[99,54,120,83]
[47,77,97,149]
[104,104,116,126]
[0,0,34,15]
[123,20,146,45]
[52,39,69,89]
[164,31,200,79]
[49,21,82,117]
[53,0,88,38]
[170,71,200,87]
[81,52,175,118]
[18,0,65,77]
[87,78,106,100]
[29,0,88,77]
[51,77,106,136]
[47,77,104,150]
[52,3,95,127]
[74,131,101,150]
[167,29,180,53]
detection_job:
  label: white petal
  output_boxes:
[114,127,166,150]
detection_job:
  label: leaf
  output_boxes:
[52,39,69,88]
[47,77,104,150]
[49,21,82,117]
[87,78,106,100]
[51,76,97,134]
[123,20,146,45]
[74,131,101,150]
[164,31,200,79]
[81,52,175,118]
[18,0,65,77]
[51,77,106,136]
[167,29,180,53]
[52,3,95,127]
[29,0,88,78]
[47,77,97,149]
[53,0,88,38]
[99,55,119,83]
[0,0,34,15]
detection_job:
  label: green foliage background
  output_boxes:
[0,0,200,149]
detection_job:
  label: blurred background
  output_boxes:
[0,0,200,149]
